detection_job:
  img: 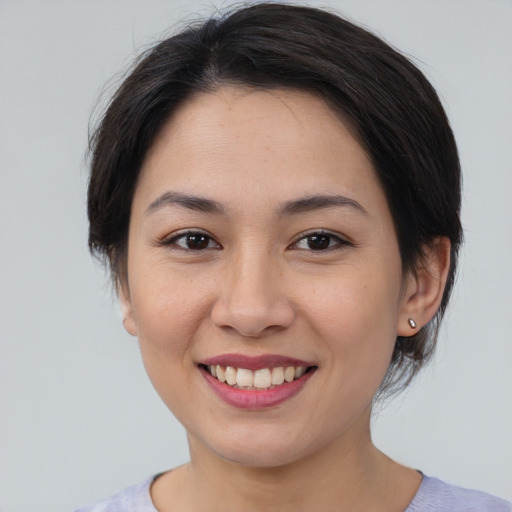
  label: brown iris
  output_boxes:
[307,234,331,250]
[185,234,210,250]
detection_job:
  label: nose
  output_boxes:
[210,249,295,338]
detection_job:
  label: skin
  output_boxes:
[120,87,450,511]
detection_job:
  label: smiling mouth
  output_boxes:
[199,364,317,390]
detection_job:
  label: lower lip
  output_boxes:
[200,366,316,409]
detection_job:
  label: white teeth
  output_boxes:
[284,366,295,382]
[225,366,237,385]
[207,364,311,389]
[236,368,254,387]
[271,367,285,385]
[216,365,226,383]
[253,368,272,389]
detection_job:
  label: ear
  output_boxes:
[118,281,138,337]
[397,237,451,336]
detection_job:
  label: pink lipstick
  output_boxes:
[199,354,317,409]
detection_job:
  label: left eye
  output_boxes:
[165,232,220,251]
[292,232,345,251]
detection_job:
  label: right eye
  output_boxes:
[163,231,221,251]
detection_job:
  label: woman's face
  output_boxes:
[122,87,414,467]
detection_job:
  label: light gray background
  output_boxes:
[1,1,511,511]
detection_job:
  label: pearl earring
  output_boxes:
[408,318,417,329]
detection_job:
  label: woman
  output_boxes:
[76,3,511,511]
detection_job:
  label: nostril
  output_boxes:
[211,298,295,338]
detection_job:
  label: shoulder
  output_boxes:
[72,476,157,512]
[406,475,512,512]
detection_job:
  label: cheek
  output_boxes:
[302,264,401,375]
[131,279,210,418]
[129,266,215,374]
[305,263,401,330]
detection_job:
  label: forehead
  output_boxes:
[135,86,383,215]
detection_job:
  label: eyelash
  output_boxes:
[160,230,351,253]
[289,230,351,252]
[160,230,222,251]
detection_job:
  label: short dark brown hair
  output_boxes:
[88,2,462,397]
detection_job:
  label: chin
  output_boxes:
[199,426,317,469]
[218,445,303,469]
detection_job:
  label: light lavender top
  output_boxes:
[73,474,512,511]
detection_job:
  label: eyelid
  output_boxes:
[289,229,352,250]
[158,228,350,251]
[160,229,222,250]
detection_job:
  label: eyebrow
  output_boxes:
[145,191,225,215]
[278,194,368,216]
[145,191,367,217]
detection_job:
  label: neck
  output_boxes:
[152,409,421,512]
[190,426,378,511]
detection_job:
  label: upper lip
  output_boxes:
[201,354,316,370]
